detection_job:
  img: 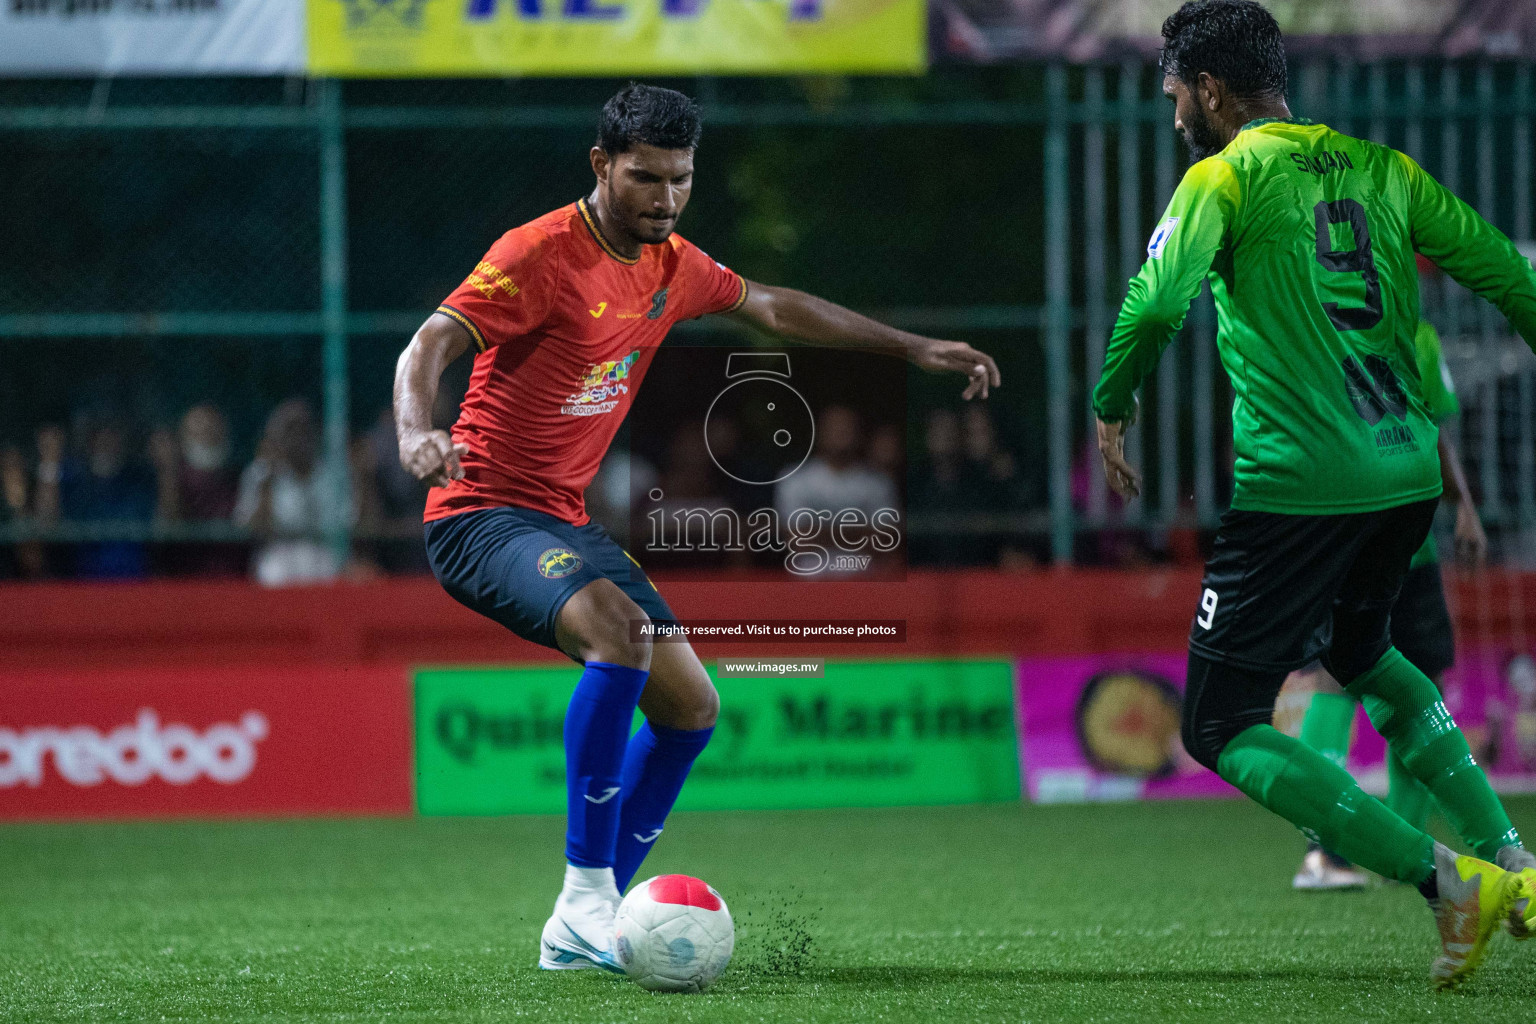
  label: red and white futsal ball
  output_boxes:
[614,874,734,992]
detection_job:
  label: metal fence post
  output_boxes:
[318,78,354,564]
[1515,64,1535,526]
[1118,60,1145,520]
[1083,65,1108,528]
[1154,103,1178,528]
[1044,63,1074,563]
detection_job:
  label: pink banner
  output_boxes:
[1017,654,1235,802]
[1439,649,1536,791]
[1017,651,1536,804]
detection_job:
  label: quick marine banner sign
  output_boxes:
[414,659,1018,814]
[308,0,926,77]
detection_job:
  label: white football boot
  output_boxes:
[538,864,625,973]
[1292,846,1370,891]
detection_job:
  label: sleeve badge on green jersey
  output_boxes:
[1147,217,1179,259]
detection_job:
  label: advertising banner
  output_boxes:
[415,659,1018,814]
[308,0,926,77]
[935,0,1536,61]
[1018,650,1536,804]
[1016,653,1237,803]
[0,0,306,76]
[0,666,413,819]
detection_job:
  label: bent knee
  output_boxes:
[681,683,720,730]
[593,608,652,671]
[558,581,653,670]
[1319,640,1390,689]
[1181,716,1231,774]
[1181,655,1287,773]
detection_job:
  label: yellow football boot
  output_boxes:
[1428,844,1529,991]
[1495,845,1536,939]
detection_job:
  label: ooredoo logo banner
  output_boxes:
[0,666,412,819]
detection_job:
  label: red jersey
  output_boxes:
[424,199,747,525]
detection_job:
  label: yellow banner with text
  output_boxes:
[308,0,926,77]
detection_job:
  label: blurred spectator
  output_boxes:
[868,423,904,486]
[150,403,245,577]
[774,406,898,518]
[1071,438,1152,567]
[910,409,984,515]
[353,408,431,573]
[0,444,30,579]
[961,405,1023,506]
[36,418,157,579]
[155,404,238,521]
[660,422,725,503]
[914,407,1053,565]
[645,422,738,566]
[234,399,354,587]
[586,447,659,547]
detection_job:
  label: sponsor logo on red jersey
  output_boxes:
[562,350,639,417]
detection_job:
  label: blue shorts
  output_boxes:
[424,506,676,654]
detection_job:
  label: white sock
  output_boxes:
[562,864,620,904]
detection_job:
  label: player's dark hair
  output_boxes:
[1160,0,1287,100]
[597,83,702,155]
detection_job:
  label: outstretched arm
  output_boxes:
[728,282,1000,400]
[394,313,472,488]
[1094,158,1239,497]
[1402,153,1536,349]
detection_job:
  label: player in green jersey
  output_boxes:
[1091,0,1536,988]
[1293,317,1490,891]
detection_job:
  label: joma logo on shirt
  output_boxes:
[467,261,519,301]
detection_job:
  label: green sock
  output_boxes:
[1218,724,1435,884]
[1345,647,1518,860]
[1385,750,1434,832]
[1298,691,1356,769]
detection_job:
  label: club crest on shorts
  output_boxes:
[537,547,583,579]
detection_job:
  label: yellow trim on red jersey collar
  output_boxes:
[577,197,641,266]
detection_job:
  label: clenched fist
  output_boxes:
[399,429,469,488]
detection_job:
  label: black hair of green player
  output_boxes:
[597,83,702,155]
[1159,0,1288,101]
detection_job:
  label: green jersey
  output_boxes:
[1409,320,1457,568]
[1093,118,1536,515]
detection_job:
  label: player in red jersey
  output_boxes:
[393,84,1000,972]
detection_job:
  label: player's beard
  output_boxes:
[1181,104,1226,162]
[633,216,676,244]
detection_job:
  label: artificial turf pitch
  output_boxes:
[5,800,1536,1022]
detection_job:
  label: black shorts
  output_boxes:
[1391,561,1456,680]
[424,505,676,654]
[1188,498,1438,673]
